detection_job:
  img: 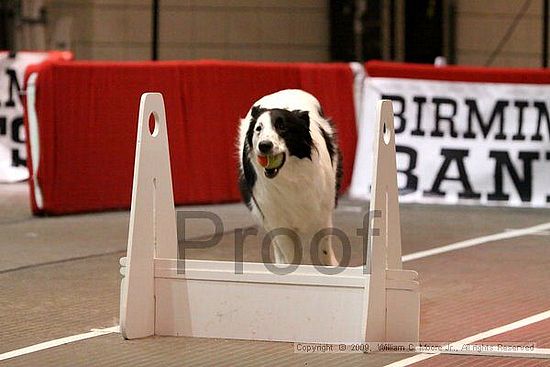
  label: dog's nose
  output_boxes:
[258,140,273,154]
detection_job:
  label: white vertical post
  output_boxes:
[364,100,403,341]
[120,93,178,339]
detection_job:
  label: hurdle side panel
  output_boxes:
[364,101,391,341]
[373,100,402,269]
[364,100,413,342]
[120,93,178,339]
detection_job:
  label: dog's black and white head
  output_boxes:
[246,106,313,179]
[238,89,342,213]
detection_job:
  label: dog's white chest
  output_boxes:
[252,156,334,233]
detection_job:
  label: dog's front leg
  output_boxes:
[317,234,339,267]
[273,243,287,264]
[272,235,297,264]
[311,218,339,267]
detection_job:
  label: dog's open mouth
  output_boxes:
[257,153,286,179]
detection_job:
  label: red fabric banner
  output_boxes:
[24,60,357,215]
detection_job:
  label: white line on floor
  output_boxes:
[0,326,119,362]
[402,221,550,262]
[384,310,550,366]
[505,228,550,236]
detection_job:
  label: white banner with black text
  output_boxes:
[350,77,550,207]
[0,52,49,182]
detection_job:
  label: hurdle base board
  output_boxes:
[120,258,419,343]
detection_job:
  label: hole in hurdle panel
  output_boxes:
[148,112,159,137]
[383,121,391,145]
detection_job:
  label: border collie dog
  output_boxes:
[238,89,342,266]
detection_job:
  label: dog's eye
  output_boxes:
[274,118,285,130]
[255,125,262,132]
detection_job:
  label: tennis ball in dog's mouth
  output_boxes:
[257,153,285,169]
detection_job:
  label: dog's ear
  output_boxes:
[251,105,262,119]
[292,110,310,127]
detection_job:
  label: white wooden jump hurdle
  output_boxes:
[119,93,420,343]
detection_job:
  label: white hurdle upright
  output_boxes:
[120,93,420,343]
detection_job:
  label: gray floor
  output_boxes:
[1,182,549,366]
